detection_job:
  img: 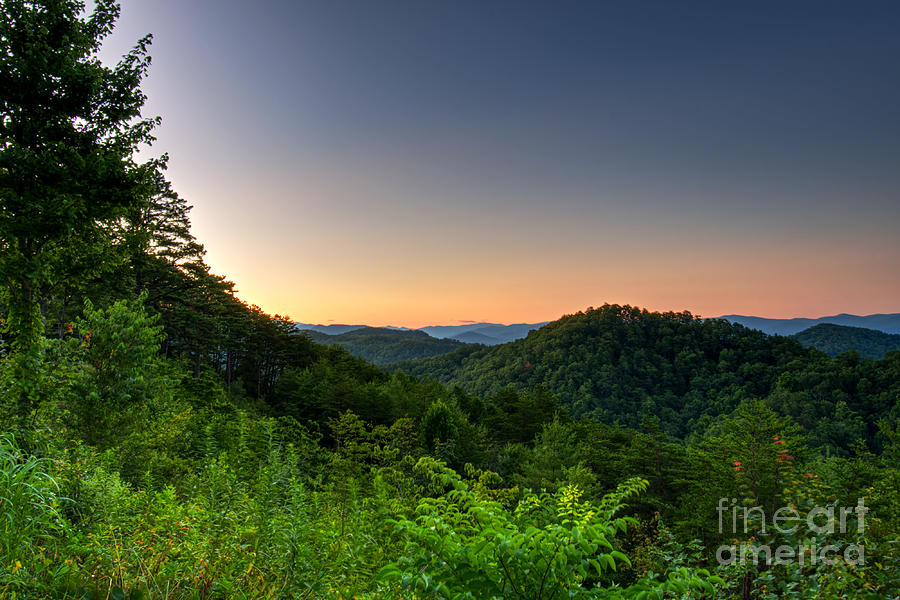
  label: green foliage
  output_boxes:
[396,305,812,437]
[0,0,160,428]
[499,417,685,517]
[73,295,167,402]
[0,435,68,592]
[380,457,648,599]
[482,386,561,446]
[398,305,900,459]
[46,295,195,483]
[420,400,459,453]
[304,326,467,364]
[419,399,485,471]
[769,350,900,454]
[793,323,900,359]
[676,400,806,544]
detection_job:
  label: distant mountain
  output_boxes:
[425,322,549,345]
[792,324,900,359]
[299,326,466,365]
[450,330,502,345]
[295,323,367,335]
[297,321,549,346]
[420,323,496,338]
[719,313,900,336]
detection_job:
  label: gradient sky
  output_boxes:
[99,1,900,327]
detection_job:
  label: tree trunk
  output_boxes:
[8,274,45,431]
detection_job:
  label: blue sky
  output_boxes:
[100,1,900,325]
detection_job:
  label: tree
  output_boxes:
[419,398,485,469]
[676,399,807,547]
[66,295,170,446]
[0,0,158,422]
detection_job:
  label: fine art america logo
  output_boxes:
[715,497,869,566]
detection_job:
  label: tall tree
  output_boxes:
[0,0,157,421]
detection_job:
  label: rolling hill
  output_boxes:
[449,330,502,344]
[393,304,820,436]
[300,326,467,364]
[439,322,549,345]
[295,323,368,335]
[792,323,900,359]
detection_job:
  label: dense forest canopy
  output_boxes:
[394,305,900,451]
[792,323,900,359]
[0,2,898,599]
[301,326,468,364]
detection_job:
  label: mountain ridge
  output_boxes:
[718,312,900,335]
[296,321,549,345]
[297,312,900,346]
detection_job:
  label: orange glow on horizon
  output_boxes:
[97,0,900,332]
[210,255,900,329]
[182,142,900,331]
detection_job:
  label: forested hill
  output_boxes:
[300,326,468,364]
[394,304,900,440]
[792,323,900,359]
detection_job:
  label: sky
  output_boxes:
[100,1,900,327]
